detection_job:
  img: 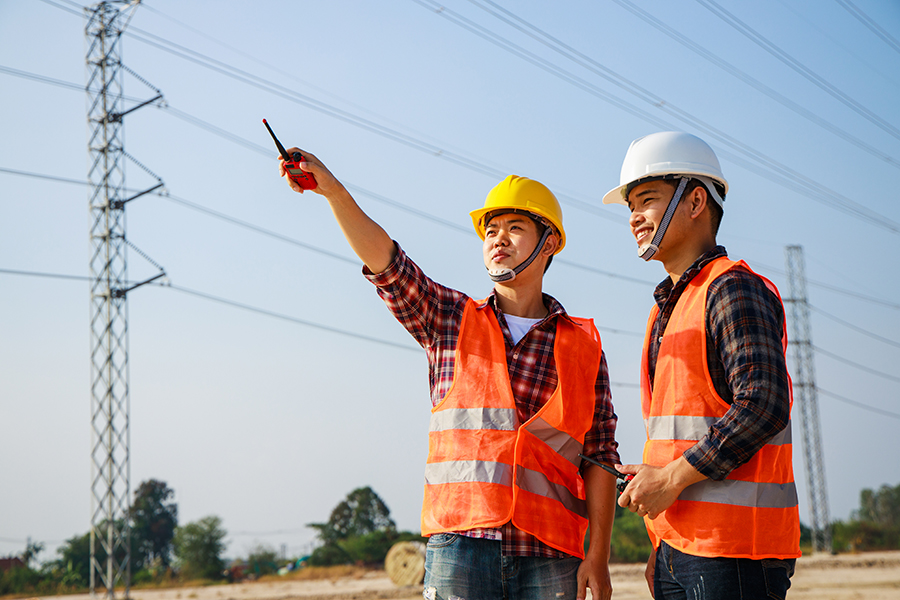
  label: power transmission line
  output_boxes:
[165,282,423,354]
[14,0,900,236]
[813,345,900,384]
[835,0,900,55]
[810,305,900,349]
[28,0,900,237]
[31,0,628,224]
[414,0,900,235]
[744,261,900,312]
[697,0,900,141]
[603,0,900,170]
[818,388,900,420]
[6,157,899,314]
[8,4,899,357]
[120,26,623,224]
[11,56,894,298]
[0,267,91,282]
[0,267,640,387]
[2,57,896,312]
[774,0,900,88]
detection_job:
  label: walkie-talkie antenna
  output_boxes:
[263,119,290,161]
[262,118,317,190]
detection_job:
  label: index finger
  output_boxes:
[616,463,642,475]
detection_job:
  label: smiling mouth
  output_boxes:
[634,228,652,243]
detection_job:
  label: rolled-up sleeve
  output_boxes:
[582,350,620,467]
[684,269,791,481]
[364,242,465,350]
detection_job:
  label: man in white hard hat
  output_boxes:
[277,148,621,600]
[602,132,801,599]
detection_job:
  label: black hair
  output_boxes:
[649,177,724,236]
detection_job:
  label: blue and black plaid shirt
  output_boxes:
[647,246,791,481]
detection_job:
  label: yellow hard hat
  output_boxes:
[469,175,566,254]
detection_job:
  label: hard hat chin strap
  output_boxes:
[488,226,553,282]
[638,176,689,261]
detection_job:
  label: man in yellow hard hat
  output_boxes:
[277,148,620,600]
[602,132,800,599]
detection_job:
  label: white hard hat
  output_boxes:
[602,131,728,208]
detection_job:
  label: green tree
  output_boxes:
[855,483,900,528]
[55,531,93,587]
[130,479,178,570]
[609,506,653,563]
[308,486,419,566]
[22,540,44,568]
[308,486,396,544]
[246,544,280,577]
[173,516,227,580]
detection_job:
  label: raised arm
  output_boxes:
[279,147,396,273]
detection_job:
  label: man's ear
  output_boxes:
[688,185,709,221]
[542,232,559,256]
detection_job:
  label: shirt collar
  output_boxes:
[478,290,568,325]
[653,245,728,308]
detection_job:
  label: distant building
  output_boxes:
[0,557,25,572]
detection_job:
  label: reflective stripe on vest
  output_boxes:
[525,416,584,468]
[678,479,798,509]
[421,298,601,558]
[641,257,801,560]
[431,407,518,432]
[644,415,792,446]
[425,460,512,486]
[516,465,587,517]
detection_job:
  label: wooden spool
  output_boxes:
[384,540,426,586]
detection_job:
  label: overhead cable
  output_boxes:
[0,266,642,370]
[835,0,900,55]
[121,25,622,224]
[697,0,900,141]
[0,151,651,291]
[818,387,900,420]
[814,345,900,383]
[604,0,900,170]
[1,57,894,301]
[811,305,900,348]
[415,0,899,234]
[163,282,424,354]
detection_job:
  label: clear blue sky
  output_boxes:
[2,0,898,562]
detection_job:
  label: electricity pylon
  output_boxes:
[86,2,163,597]
[784,245,831,553]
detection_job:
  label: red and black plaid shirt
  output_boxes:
[365,244,620,558]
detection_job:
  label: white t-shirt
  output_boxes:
[505,314,543,346]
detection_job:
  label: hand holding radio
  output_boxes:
[263,119,318,191]
[579,453,632,493]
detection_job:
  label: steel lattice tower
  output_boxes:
[86,2,163,596]
[784,245,832,553]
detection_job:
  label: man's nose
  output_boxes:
[629,210,643,228]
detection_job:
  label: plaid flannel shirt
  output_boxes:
[365,243,619,557]
[647,246,791,481]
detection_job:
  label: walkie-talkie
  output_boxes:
[578,454,632,493]
[263,119,317,190]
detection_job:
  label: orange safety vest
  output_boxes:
[641,257,800,559]
[422,298,602,558]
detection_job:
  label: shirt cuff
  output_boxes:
[363,241,403,287]
[683,439,732,481]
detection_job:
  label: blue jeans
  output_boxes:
[655,541,796,600]
[423,533,581,600]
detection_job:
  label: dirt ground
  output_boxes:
[36,550,900,600]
